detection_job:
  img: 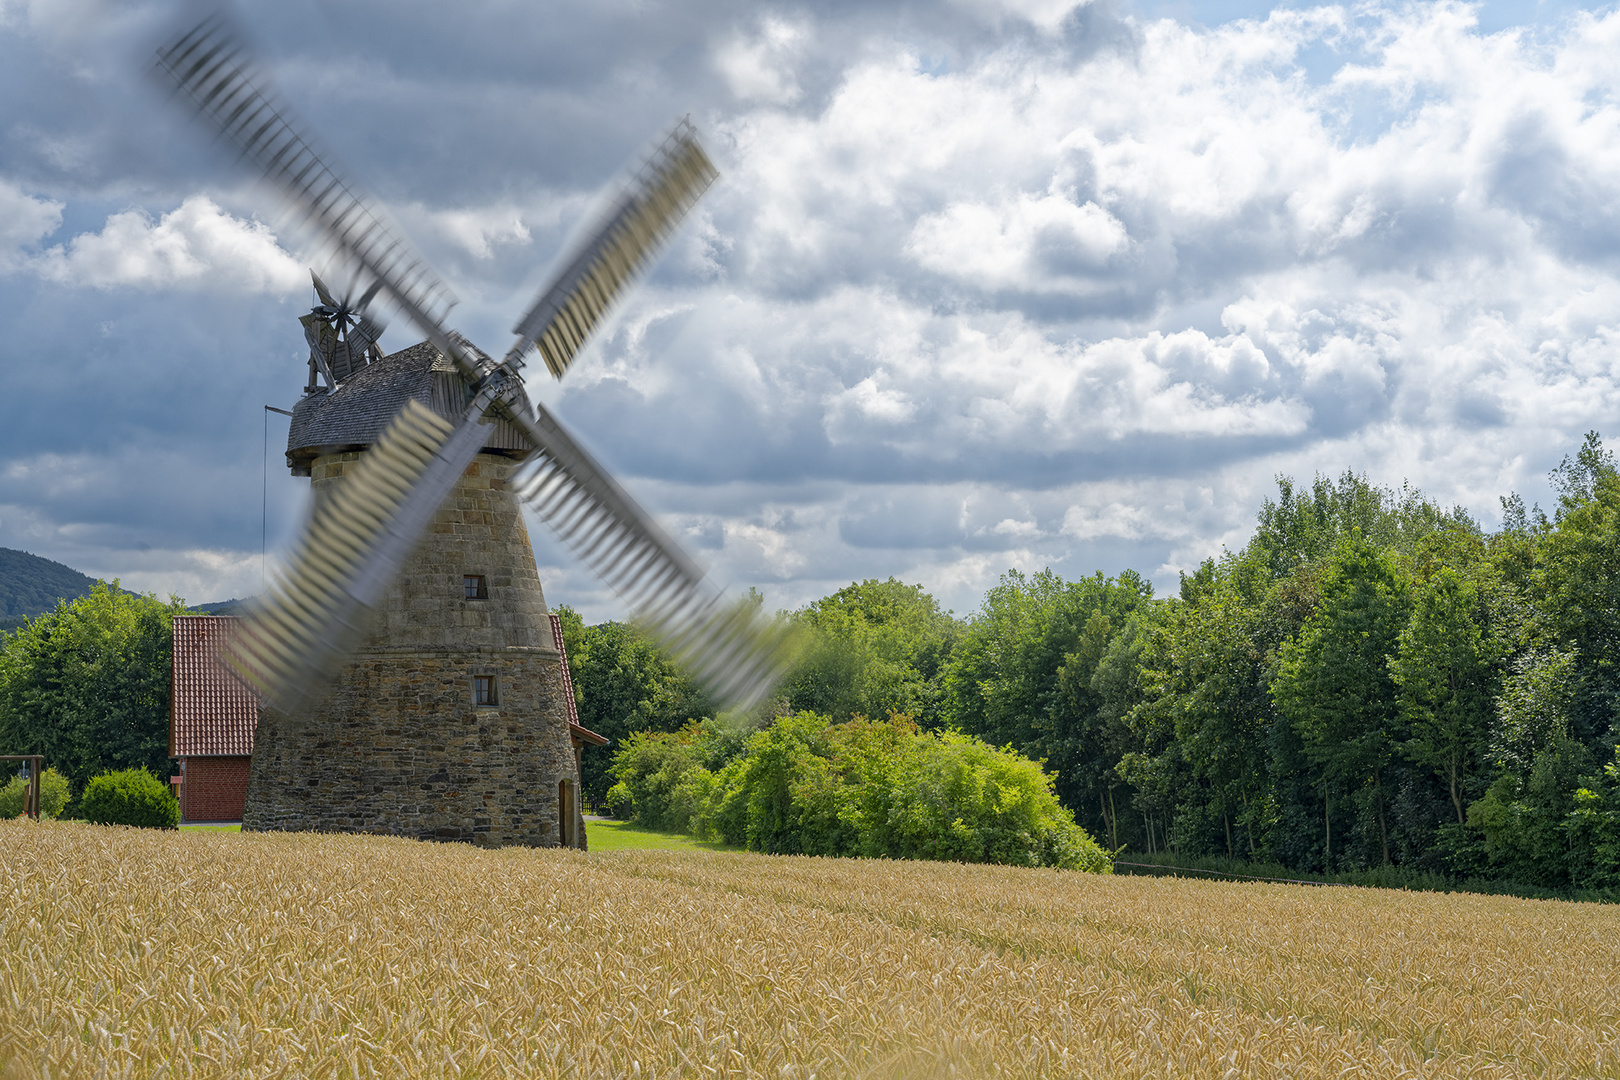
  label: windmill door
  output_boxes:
[559,779,577,848]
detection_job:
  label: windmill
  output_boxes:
[156,15,795,846]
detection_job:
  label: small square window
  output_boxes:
[473,675,497,707]
[463,574,488,600]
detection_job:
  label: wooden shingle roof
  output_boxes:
[170,616,258,757]
[284,341,535,475]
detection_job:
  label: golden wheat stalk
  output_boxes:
[3,821,1618,1079]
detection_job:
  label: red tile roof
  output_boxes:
[550,613,608,747]
[549,613,580,725]
[171,616,259,757]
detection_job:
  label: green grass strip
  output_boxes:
[585,819,737,852]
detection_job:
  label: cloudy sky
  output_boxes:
[1,0,1617,620]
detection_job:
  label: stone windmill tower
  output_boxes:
[157,17,795,847]
[245,307,605,847]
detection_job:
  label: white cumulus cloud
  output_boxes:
[10,0,1620,616]
[33,196,303,293]
[908,192,1129,293]
[715,17,809,105]
[0,180,62,264]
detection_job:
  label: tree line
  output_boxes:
[568,433,1620,894]
[3,431,1615,893]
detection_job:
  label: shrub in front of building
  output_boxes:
[81,768,179,829]
[0,767,70,819]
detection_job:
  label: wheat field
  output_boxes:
[2,821,1617,1079]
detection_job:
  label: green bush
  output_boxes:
[604,781,635,819]
[613,711,1112,872]
[0,766,70,819]
[0,583,184,796]
[605,726,711,832]
[607,718,753,833]
[80,767,179,829]
[880,729,1113,872]
[1464,738,1620,889]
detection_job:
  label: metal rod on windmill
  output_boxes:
[156,13,797,717]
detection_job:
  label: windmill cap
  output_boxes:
[284,342,534,476]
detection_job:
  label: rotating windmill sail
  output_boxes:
[157,14,794,716]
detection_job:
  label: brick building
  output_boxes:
[170,615,257,823]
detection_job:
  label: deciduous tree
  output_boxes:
[0,583,184,797]
[1391,567,1497,824]
[1273,533,1410,865]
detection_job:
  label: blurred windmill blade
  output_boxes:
[506,119,720,380]
[352,277,387,331]
[158,13,791,711]
[496,396,798,710]
[155,13,474,378]
[648,592,803,713]
[226,399,492,712]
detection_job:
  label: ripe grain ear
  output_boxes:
[1,1053,41,1080]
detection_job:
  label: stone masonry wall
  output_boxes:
[244,451,588,848]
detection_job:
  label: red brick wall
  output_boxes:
[181,757,251,822]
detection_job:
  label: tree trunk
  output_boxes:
[1108,787,1119,850]
[1324,795,1331,871]
[1449,760,1464,825]
[1376,774,1390,866]
[1224,813,1233,857]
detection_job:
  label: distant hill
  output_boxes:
[0,548,99,631]
[0,547,252,633]
[193,598,250,616]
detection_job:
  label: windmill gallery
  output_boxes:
[155,16,797,846]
